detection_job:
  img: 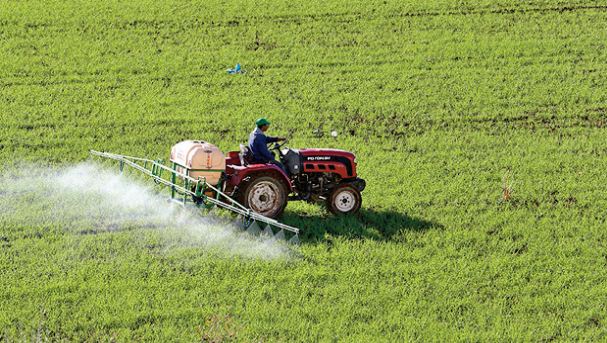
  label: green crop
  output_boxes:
[1,0,607,341]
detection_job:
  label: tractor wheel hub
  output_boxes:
[249,181,279,213]
[334,189,356,212]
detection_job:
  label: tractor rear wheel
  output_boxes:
[326,184,362,215]
[239,175,288,219]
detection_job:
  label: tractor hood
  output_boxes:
[299,148,356,160]
[298,149,357,178]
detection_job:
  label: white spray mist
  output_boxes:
[0,162,292,259]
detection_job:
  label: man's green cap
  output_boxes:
[256,118,271,127]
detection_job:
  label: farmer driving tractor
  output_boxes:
[248,118,288,174]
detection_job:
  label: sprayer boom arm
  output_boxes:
[89,150,300,236]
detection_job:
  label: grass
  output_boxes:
[1,0,607,341]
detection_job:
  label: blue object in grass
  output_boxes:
[227,63,242,74]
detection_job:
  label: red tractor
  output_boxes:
[223,141,366,218]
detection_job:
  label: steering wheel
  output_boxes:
[267,138,288,150]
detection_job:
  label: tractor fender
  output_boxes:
[228,164,293,192]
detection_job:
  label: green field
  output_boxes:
[2,0,607,341]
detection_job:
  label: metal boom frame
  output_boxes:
[90,150,300,239]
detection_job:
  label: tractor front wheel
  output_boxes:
[239,175,288,219]
[326,184,362,215]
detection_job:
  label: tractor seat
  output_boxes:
[239,144,253,166]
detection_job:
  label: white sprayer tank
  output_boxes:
[170,140,225,185]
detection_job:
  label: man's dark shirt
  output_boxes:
[249,127,279,163]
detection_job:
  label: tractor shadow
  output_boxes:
[280,208,441,243]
